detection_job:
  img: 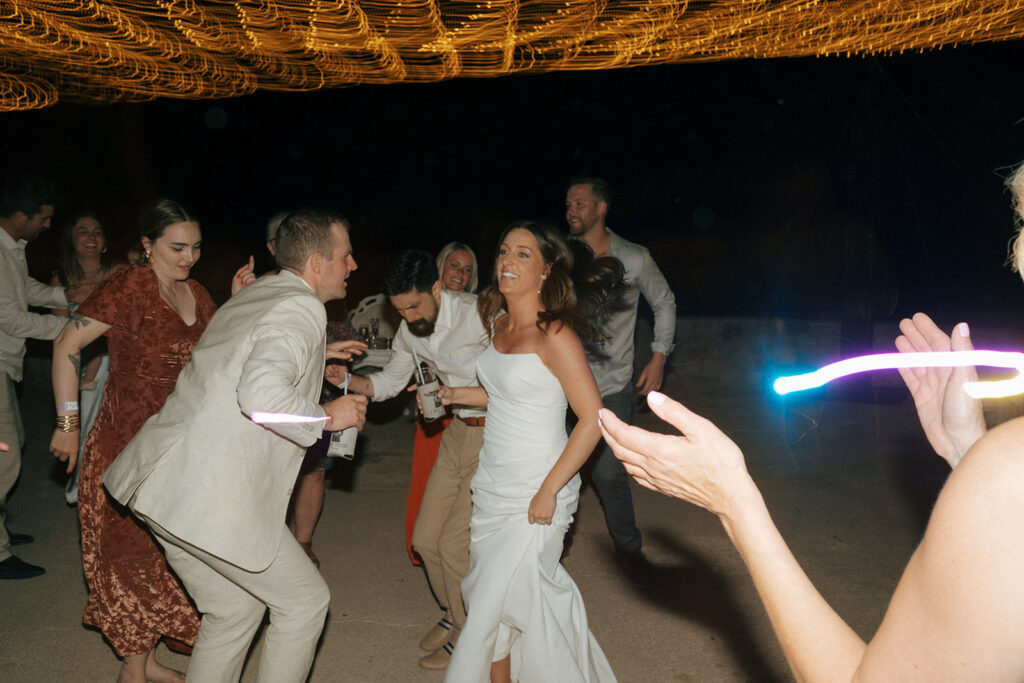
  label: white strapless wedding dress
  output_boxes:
[445,344,615,682]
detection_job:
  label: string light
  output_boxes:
[773,350,1024,398]
[1,1,1022,111]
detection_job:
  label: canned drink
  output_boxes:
[328,426,357,460]
[417,379,445,421]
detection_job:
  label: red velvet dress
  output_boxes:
[76,265,215,656]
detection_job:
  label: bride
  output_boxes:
[439,220,619,682]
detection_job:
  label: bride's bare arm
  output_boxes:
[436,385,488,407]
[529,324,602,524]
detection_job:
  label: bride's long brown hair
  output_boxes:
[477,220,624,343]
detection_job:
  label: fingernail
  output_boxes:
[648,391,666,406]
[597,410,603,427]
[957,322,970,337]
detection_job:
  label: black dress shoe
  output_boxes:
[617,549,657,588]
[0,555,45,579]
[9,532,33,546]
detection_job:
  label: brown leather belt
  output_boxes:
[457,415,485,427]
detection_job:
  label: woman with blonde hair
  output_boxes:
[435,241,478,294]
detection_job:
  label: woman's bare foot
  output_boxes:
[144,649,185,683]
[115,649,185,683]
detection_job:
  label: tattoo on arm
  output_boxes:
[70,312,90,330]
[68,353,81,376]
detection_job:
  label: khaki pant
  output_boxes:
[411,417,484,629]
[0,372,25,563]
[148,520,330,683]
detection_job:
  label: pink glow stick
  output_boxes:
[773,350,1024,399]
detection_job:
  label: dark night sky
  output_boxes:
[4,40,1024,327]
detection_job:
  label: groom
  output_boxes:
[103,209,367,682]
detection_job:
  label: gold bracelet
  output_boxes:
[55,415,80,433]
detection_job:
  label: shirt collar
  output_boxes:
[0,227,25,252]
[434,289,455,331]
[279,268,316,293]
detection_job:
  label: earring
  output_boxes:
[144,249,152,262]
[101,246,107,254]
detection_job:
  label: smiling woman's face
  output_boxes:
[71,216,105,259]
[143,221,202,282]
[441,249,474,291]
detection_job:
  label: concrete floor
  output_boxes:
[1,349,955,682]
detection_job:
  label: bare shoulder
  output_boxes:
[858,416,1024,679]
[537,322,587,374]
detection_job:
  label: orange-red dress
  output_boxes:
[405,415,452,564]
[77,265,215,656]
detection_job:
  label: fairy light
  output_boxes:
[1,1,1022,111]
[773,350,1024,398]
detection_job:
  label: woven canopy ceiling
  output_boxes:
[2,1,1023,112]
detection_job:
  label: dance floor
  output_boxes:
[1,344,958,681]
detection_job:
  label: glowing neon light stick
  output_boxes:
[773,350,1024,399]
[251,412,329,424]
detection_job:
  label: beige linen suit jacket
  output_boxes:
[104,270,327,572]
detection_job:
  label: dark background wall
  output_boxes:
[4,41,1024,331]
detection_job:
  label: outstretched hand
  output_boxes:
[231,256,256,295]
[894,312,986,469]
[326,340,367,361]
[599,391,753,517]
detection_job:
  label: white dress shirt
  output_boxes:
[368,289,488,419]
[0,227,67,381]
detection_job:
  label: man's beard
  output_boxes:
[408,319,436,337]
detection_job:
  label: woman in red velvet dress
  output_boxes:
[404,243,480,563]
[49,199,254,683]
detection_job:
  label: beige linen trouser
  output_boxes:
[411,417,484,629]
[147,519,330,683]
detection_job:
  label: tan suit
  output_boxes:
[104,270,331,683]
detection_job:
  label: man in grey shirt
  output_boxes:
[566,176,676,583]
[0,176,65,580]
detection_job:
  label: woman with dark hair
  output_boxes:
[49,199,254,683]
[49,212,125,504]
[442,221,619,682]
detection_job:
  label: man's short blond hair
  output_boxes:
[275,209,349,272]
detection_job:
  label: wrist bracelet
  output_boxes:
[55,415,81,433]
[58,401,79,411]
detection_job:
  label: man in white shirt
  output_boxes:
[0,176,65,580]
[346,249,488,671]
[566,176,677,584]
